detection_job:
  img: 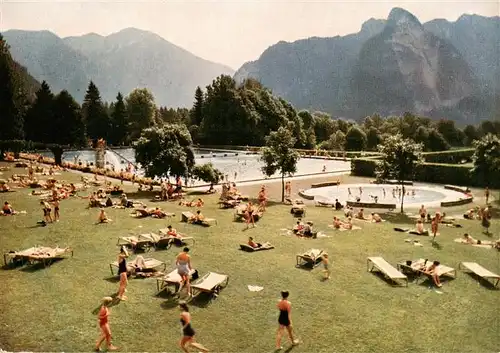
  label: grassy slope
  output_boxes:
[0,163,499,353]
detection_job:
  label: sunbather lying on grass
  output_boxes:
[371,213,383,223]
[248,237,272,249]
[179,198,204,207]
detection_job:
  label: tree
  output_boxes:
[376,134,424,213]
[427,129,450,151]
[435,119,461,146]
[471,133,500,187]
[53,90,86,146]
[190,163,223,184]
[463,124,479,146]
[134,124,195,178]
[0,34,26,141]
[260,127,300,202]
[82,81,110,142]
[24,81,54,143]
[366,127,382,151]
[344,126,367,151]
[126,88,157,141]
[190,86,204,126]
[110,92,128,145]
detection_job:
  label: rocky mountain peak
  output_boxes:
[360,18,386,36]
[387,7,423,30]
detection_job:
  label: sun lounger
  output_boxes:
[239,243,274,252]
[109,257,166,275]
[218,199,240,209]
[156,268,197,294]
[459,262,500,287]
[296,248,324,267]
[117,234,156,251]
[153,232,195,249]
[367,257,408,286]
[291,205,306,217]
[188,271,229,302]
[397,258,457,284]
[4,246,73,267]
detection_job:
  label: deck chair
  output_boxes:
[296,249,324,267]
[291,205,306,217]
[153,232,195,249]
[156,268,197,294]
[117,234,155,251]
[181,211,194,222]
[240,243,274,252]
[5,246,73,267]
[397,258,456,284]
[218,199,239,209]
[367,257,408,286]
[109,257,166,275]
[459,262,500,287]
[188,272,229,302]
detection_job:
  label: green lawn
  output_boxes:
[0,163,499,353]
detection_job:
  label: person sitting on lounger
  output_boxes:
[420,260,442,288]
[463,208,475,220]
[1,201,15,215]
[189,210,204,224]
[371,213,382,223]
[152,207,166,218]
[344,206,353,218]
[248,236,262,248]
[415,219,426,234]
[166,225,179,237]
[98,209,111,223]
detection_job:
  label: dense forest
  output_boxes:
[1,33,499,155]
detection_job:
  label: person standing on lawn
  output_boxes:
[117,247,129,301]
[95,297,118,351]
[276,291,300,350]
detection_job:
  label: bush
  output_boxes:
[350,158,500,187]
[422,148,474,164]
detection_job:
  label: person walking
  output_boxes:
[176,248,193,297]
[276,291,299,350]
[117,247,129,301]
[95,297,118,351]
[178,301,209,353]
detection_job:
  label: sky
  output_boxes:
[1,0,498,70]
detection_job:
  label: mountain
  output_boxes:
[13,60,40,100]
[234,9,499,122]
[351,8,476,118]
[3,28,235,106]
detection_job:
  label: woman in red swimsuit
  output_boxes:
[95,297,118,351]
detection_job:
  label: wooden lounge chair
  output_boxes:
[291,204,306,217]
[367,257,408,287]
[459,262,500,287]
[239,243,274,252]
[153,232,195,249]
[156,268,197,294]
[117,234,156,252]
[296,249,324,268]
[397,258,457,284]
[188,272,229,302]
[218,199,239,209]
[4,246,73,267]
[109,257,166,275]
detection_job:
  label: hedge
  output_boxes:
[351,158,500,188]
[422,148,474,164]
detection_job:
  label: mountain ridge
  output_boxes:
[3,28,235,106]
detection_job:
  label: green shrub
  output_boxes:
[422,148,474,164]
[350,159,500,187]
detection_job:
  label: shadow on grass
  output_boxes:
[381,213,416,225]
[160,298,180,310]
[19,258,65,272]
[368,271,406,287]
[91,293,121,315]
[104,275,120,283]
[431,241,443,250]
[463,273,499,290]
[294,264,317,272]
